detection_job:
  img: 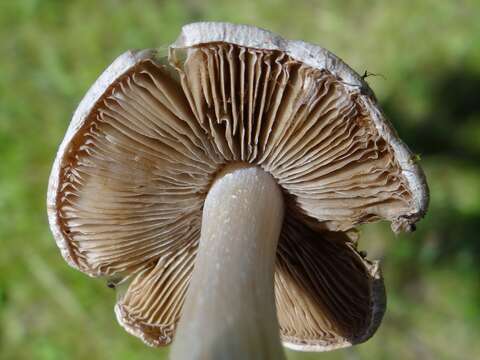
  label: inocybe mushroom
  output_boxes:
[47,22,429,359]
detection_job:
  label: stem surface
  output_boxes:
[170,165,286,360]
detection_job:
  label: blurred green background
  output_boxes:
[1,0,479,359]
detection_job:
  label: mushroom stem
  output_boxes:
[170,165,286,360]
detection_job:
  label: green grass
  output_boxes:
[1,1,479,359]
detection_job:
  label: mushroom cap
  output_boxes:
[47,22,428,351]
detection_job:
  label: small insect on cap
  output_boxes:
[47,22,428,350]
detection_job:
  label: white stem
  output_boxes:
[170,165,286,360]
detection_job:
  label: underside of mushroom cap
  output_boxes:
[47,22,428,351]
[172,22,429,232]
[276,216,385,351]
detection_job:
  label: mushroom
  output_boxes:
[47,22,428,359]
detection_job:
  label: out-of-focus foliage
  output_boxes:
[1,1,479,359]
